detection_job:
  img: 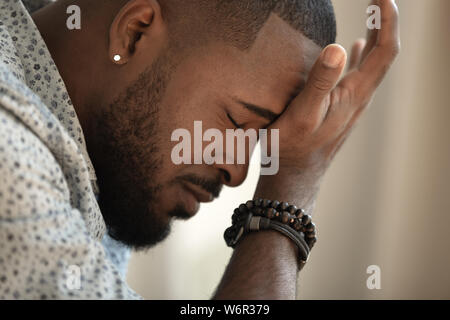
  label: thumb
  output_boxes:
[294,44,347,122]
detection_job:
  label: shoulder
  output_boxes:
[0,105,70,220]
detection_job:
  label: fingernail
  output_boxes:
[323,45,345,68]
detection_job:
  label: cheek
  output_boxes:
[155,60,234,174]
[157,100,221,175]
[157,81,226,153]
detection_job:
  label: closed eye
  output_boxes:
[227,113,244,129]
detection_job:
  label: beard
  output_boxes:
[92,53,179,251]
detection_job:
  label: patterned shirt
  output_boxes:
[0,0,141,299]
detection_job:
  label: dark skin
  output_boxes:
[32,0,399,299]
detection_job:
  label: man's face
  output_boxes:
[93,14,321,250]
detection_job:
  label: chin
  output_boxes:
[102,200,173,251]
[165,182,203,219]
[101,180,199,250]
[109,216,173,252]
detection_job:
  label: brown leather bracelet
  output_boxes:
[224,199,317,265]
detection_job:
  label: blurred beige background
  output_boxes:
[126,0,450,299]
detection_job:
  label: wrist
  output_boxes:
[225,199,317,268]
[254,167,322,213]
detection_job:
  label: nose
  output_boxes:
[215,163,249,187]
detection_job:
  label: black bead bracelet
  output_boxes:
[224,199,317,267]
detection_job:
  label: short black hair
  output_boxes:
[163,0,336,50]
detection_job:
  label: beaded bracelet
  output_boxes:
[224,199,317,266]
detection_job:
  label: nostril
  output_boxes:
[220,169,231,184]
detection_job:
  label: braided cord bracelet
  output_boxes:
[224,199,317,267]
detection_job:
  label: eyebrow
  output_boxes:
[232,98,280,123]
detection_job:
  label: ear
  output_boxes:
[108,0,164,64]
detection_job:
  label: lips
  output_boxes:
[181,181,214,203]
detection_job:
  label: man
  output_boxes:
[0,0,399,299]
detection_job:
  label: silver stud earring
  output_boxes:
[113,54,121,63]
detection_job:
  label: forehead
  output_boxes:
[231,14,322,114]
[166,14,321,116]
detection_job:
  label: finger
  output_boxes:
[328,106,365,160]
[348,38,366,70]
[341,0,400,98]
[292,44,347,128]
[317,86,355,142]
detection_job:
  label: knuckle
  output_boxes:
[296,116,318,135]
[352,86,372,108]
[393,40,401,56]
[378,41,400,61]
[337,83,355,106]
[339,78,356,94]
[296,121,311,135]
[310,74,333,92]
[356,92,373,109]
[390,39,401,57]
[386,39,401,59]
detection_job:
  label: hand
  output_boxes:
[255,0,400,208]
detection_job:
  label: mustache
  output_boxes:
[176,174,223,198]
